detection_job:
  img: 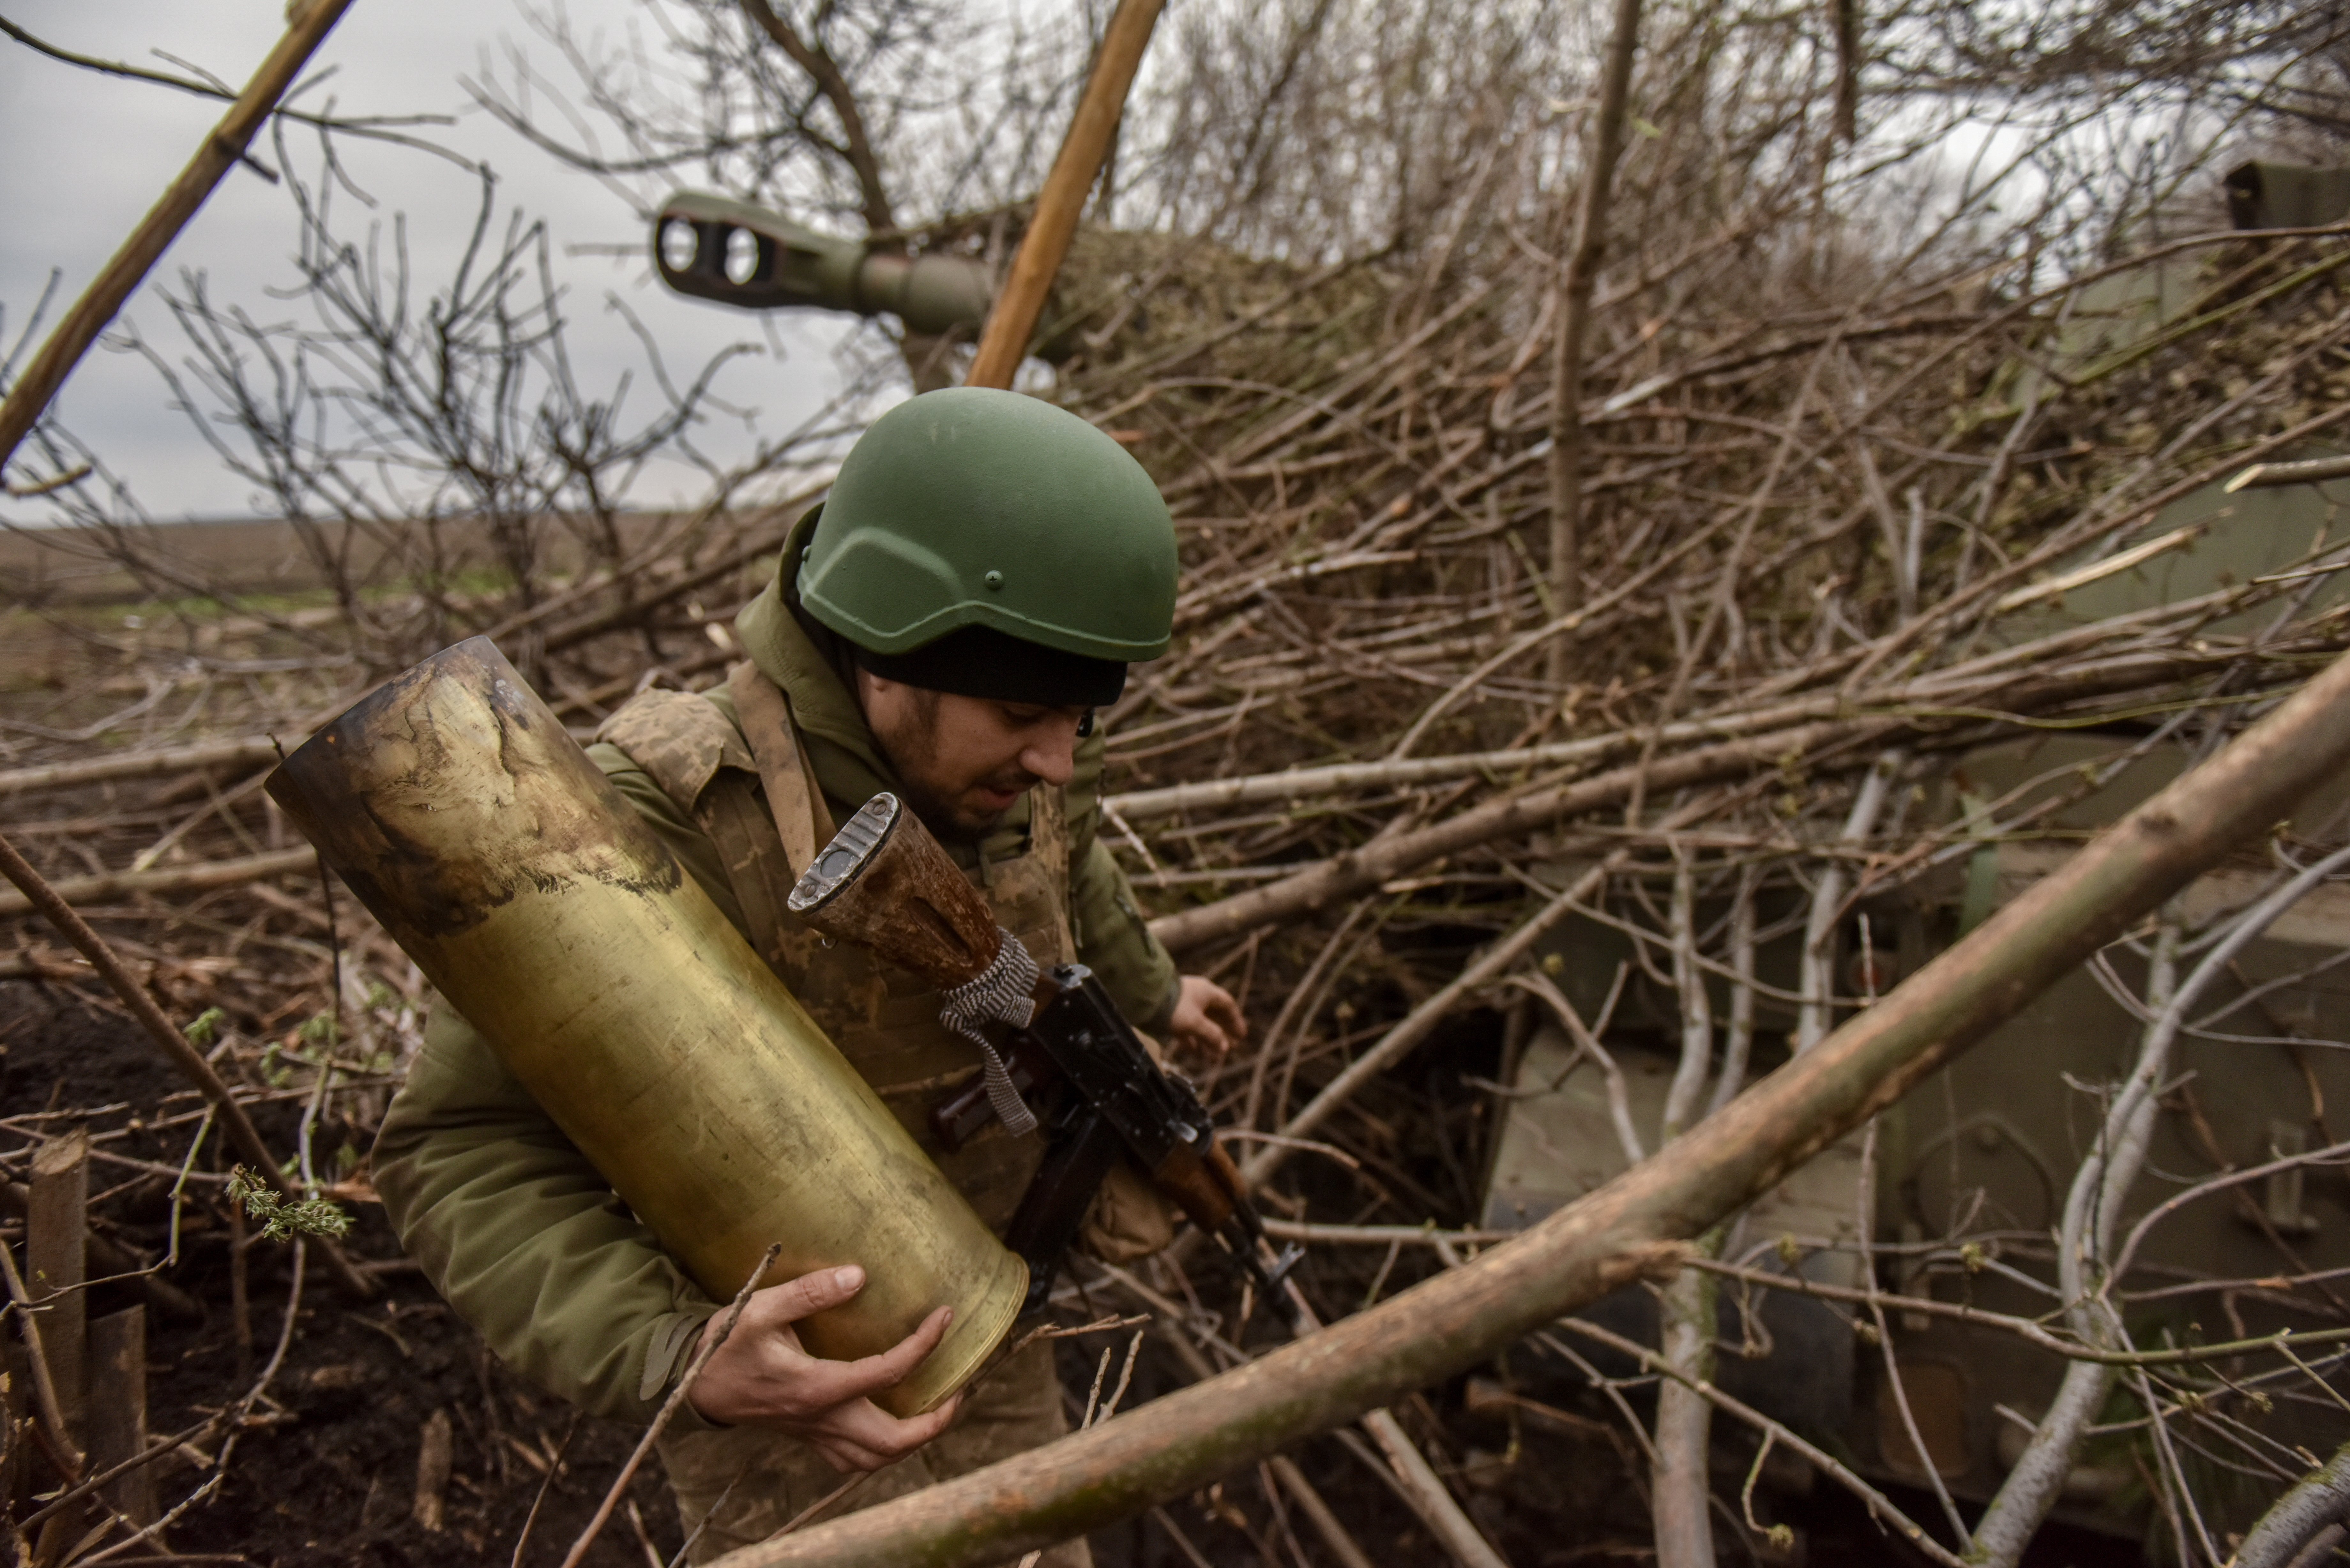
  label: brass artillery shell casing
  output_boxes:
[266,637,1026,1416]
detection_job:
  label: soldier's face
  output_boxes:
[857,672,1087,841]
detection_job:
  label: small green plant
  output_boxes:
[183,1008,226,1049]
[226,1166,353,1243]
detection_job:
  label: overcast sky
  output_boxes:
[0,0,856,523]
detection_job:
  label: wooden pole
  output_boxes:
[709,643,2350,1567]
[0,1224,82,1481]
[0,0,360,474]
[26,1135,89,1447]
[88,1307,158,1529]
[962,0,1165,389]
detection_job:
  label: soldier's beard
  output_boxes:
[871,689,1038,844]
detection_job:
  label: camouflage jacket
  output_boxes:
[370,538,1180,1423]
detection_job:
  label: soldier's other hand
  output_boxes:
[1167,974,1246,1058]
[686,1264,960,1472]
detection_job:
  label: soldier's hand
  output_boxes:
[1166,974,1247,1058]
[686,1264,961,1472]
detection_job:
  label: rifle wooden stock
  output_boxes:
[788,794,1002,990]
[1149,1143,1240,1235]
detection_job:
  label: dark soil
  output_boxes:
[138,1258,680,1567]
[1,977,677,1567]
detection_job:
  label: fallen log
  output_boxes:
[0,849,316,920]
[1106,701,1826,821]
[1143,645,2333,953]
[712,643,2350,1568]
[0,737,283,796]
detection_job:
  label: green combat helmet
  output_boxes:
[799,389,1178,694]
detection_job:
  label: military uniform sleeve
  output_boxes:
[1070,837,1182,1033]
[370,739,745,1423]
[372,1009,720,1423]
[1063,729,1181,1033]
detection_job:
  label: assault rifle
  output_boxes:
[788,793,1302,1319]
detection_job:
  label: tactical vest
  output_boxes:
[596,662,1063,1231]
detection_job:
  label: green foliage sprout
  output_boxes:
[226,1165,352,1243]
[183,1007,226,1048]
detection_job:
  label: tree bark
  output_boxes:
[2236,1444,2350,1568]
[1651,861,1718,1568]
[706,647,2350,1568]
[1651,1252,1719,1568]
[1796,750,1904,1050]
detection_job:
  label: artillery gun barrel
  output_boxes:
[654,190,991,335]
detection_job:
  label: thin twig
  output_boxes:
[558,1244,781,1568]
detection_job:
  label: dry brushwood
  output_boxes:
[8,0,2350,1561]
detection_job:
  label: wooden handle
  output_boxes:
[789,794,1001,989]
[1149,1144,1238,1234]
[963,0,1165,388]
[1206,1142,1251,1206]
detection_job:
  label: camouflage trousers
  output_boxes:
[656,1338,1089,1568]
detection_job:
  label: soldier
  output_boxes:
[372,388,1245,1564]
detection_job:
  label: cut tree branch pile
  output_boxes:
[8,0,2350,1558]
[705,640,2350,1564]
